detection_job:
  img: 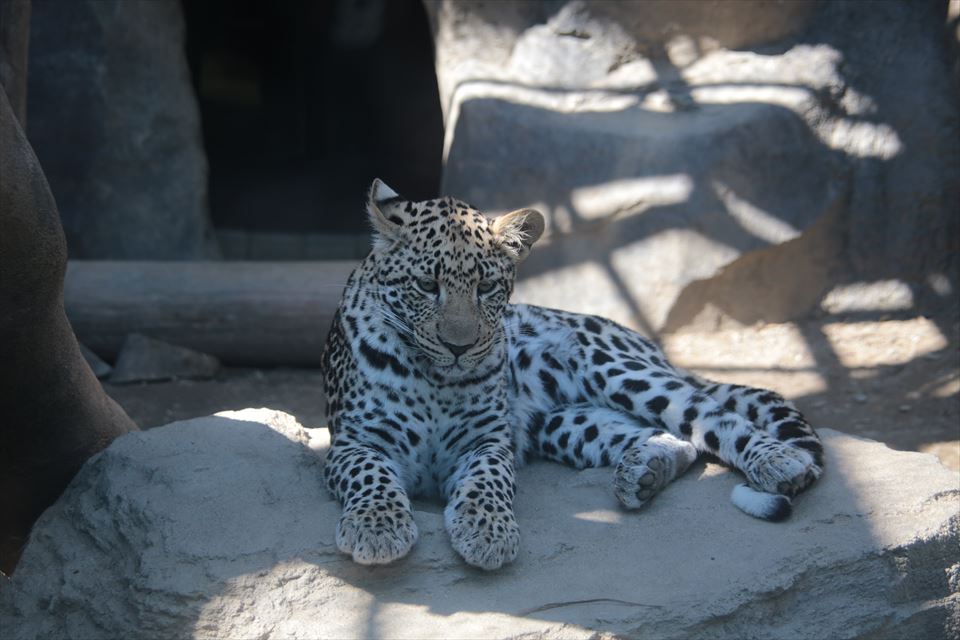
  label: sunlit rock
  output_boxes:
[2,409,957,639]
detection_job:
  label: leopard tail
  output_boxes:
[730,484,792,522]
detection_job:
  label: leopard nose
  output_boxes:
[440,340,474,357]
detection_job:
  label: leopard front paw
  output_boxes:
[336,505,418,565]
[445,503,520,570]
[743,436,821,497]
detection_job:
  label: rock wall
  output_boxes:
[26,0,217,259]
[425,0,960,333]
[2,409,957,638]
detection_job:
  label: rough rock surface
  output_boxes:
[426,0,960,332]
[2,409,957,639]
[110,333,220,384]
[26,0,217,259]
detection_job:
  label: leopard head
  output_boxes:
[365,179,544,373]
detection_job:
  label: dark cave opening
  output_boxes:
[182,0,443,258]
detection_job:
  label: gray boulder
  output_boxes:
[78,343,112,380]
[445,94,847,332]
[109,333,220,384]
[26,0,217,259]
[2,409,957,639]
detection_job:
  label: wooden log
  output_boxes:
[64,261,359,366]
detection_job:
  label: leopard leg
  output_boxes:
[324,441,418,565]
[530,405,697,509]
[574,329,819,519]
[602,372,815,495]
[442,440,520,571]
[688,378,824,493]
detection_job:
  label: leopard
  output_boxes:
[321,179,824,570]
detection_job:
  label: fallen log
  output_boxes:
[64,261,359,366]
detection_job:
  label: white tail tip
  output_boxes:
[731,483,792,522]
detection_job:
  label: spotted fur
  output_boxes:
[322,179,824,569]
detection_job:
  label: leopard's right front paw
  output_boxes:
[336,505,418,565]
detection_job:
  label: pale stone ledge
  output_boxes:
[2,409,957,639]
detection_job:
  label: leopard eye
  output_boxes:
[416,277,439,294]
[477,281,496,295]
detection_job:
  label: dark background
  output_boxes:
[183,0,442,235]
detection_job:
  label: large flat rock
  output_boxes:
[2,409,957,639]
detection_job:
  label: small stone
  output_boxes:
[79,343,112,379]
[110,333,220,384]
[898,404,912,413]
[853,393,869,404]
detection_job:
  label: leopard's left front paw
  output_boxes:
[743,435,822,497]
[444,502,520,570]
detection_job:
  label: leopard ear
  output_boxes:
[367,178,410,247]
[492,208,544,262]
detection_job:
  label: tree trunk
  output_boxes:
[0,79,136,576]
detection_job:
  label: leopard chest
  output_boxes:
[350,382,509,498]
